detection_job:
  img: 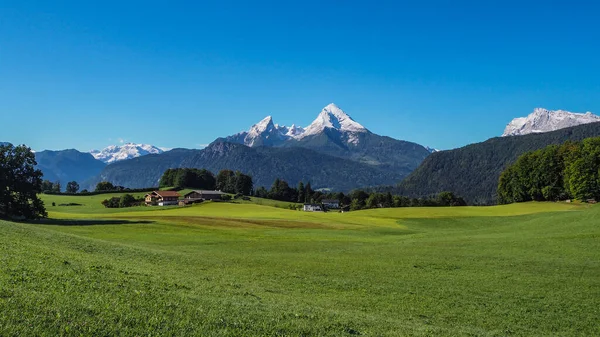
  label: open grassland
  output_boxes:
[1,195,599,336]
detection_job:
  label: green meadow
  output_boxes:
[1,194,599,336]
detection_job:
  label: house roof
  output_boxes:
[154,191,181,198]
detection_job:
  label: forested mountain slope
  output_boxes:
[397,122,600,204]
[91,142,407,191]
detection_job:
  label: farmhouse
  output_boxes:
[145,191,181,206]
[184,190,226,201]
[303,204,323,212]
[322,199,340,209]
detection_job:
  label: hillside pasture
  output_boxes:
[1,195,598,336]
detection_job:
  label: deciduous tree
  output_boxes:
[66,181,80,194]
[0,143,47,219]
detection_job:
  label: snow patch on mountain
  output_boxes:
[503,108,600,136]
[91,143,166,164]
[285,124,305,137]
[230,103,369,147]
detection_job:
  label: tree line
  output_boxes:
[254,177,466,210]
[498,136,600,204]
[41,180,81,194]
[159,168,253,196]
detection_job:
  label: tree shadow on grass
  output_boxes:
[30,219,155,226]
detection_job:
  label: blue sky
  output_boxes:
[1,0,598,151]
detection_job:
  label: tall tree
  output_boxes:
[0,144,47,219]
[234,171,253,195]
[216,169,235,192]
[95,181,115,192]
[52,181,61,193]
[297,182,305,203]
[304,182,313,203]
[41,180,54,193]
[66,181,80,194]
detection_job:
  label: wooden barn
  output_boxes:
[184,190,226,201]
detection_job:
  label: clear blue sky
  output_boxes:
[1,0,598,151]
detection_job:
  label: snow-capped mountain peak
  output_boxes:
[303,103,367,136]
[226,103,370,147]
[91,143,166,164]
[255,115,274,129]
[503,108,600,136]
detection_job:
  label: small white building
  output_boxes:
[303,204,323,212]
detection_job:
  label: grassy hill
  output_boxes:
[1,195,599,336]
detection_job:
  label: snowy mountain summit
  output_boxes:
[227,103,369,147]
[303,103,368,136]
[503,108,600,137]
[91,143,166,164]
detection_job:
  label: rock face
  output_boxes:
[503,108,600,136]
[90,143,166,164]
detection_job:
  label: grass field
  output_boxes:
[1,195,599,336]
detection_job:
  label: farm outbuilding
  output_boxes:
[184,190,226,201]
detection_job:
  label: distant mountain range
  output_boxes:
[6,105,598,198]
[396,121,600,204]
[89,142,410,191]
[34,149,106,188]
[222,103,431,174]
[503,108,600,136]
[91,143,166,164]
[91,104,431,191]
